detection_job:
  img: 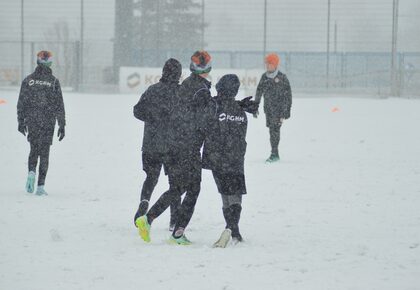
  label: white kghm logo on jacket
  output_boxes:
[219,113,245,123]
[28,79,52,87]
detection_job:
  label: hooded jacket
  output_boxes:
[17,65,65,144]
[202,74,248,174]
[169,72,212,154]
[133,58,182,154]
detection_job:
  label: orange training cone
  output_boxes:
[0,99,6,105]
[331,107,340,112]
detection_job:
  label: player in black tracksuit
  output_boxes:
[136,51,213,244]
[17,51,66,195]
[133,58,182,229]
[254,53,292,162]
[203,74,258,244]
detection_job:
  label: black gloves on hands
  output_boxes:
[253,110,259,118]
[18,124,65,140]
[238,96,259,114]
[18,124,27,136]
[238,96,252,109]
[58,127,65,141]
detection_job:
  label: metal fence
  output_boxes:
[0,40,114,92]
[1,41,419,96]
[2,0,419,96]
[211,50,420,95]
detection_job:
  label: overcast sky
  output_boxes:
[1,0,419,52]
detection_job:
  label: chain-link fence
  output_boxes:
[1,0,419,96]
[1,41,418,95]
[212,50,420,95]
[0,40,114,92]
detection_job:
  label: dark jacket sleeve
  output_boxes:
[133,88,160,123]
[17,79,28,125]
[282,75,292,119]
[203,97,217,135]
[54,79,66,127]
[254,74,266,104]
[194,86,212,147]
[237,96,259,114]
[197,87,212,122]
[133,89,154,123]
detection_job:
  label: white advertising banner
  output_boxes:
[119,67,264,97]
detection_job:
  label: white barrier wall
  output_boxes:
[119,67,264,97]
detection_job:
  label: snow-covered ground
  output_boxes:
[1,89,419,290]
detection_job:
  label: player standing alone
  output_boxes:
[17,51,66,195]
[254,53,292,162]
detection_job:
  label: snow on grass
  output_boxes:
[1,89,419,290]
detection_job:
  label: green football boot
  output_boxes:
[168,234,192,245]
[135,215,151,242]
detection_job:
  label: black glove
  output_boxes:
[18,124,27,136]
[58,127,65,141]
[238,96,252,107]
[253,110,259,118]
[238,96,259,114]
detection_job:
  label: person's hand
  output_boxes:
[238,96,259,114]
[58,127,65,141]
[18,124,27,136]
[253,110,259,118]
[279,118,284,125]
[238,96,252,107]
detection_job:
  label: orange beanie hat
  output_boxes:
[265,53,280,67]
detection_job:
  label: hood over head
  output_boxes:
[161,58,182,82]
[216,74,240,99]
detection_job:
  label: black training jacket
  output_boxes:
[134,79,179,154]
[17,65,65,144]
[169,73,212,154]
[202,95,248,174]
[255,71,292,120]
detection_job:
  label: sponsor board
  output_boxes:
[119,67,264,96]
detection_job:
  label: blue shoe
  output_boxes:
[35,185,48,196]
[266,154,280,163]
[168,234,192,245]
[26,171,36,193]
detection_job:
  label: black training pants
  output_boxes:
[137,152,180,220]
[146,151,202,231]
[147,181,200,230]
[28,142,51,186]
[266,113,282,155]
[268,123,281,155]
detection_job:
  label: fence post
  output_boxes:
[21,0,24,81]
[341,52,346,88]
[391,0,399,96]
[285,52,291,76]
[230,51,234,69]
[303,52,307,88]
[365,54,369,87]
[30,41,35,72]
[74,41,80,91]
[398,52,403,96]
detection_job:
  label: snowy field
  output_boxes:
[1,89,420,290]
